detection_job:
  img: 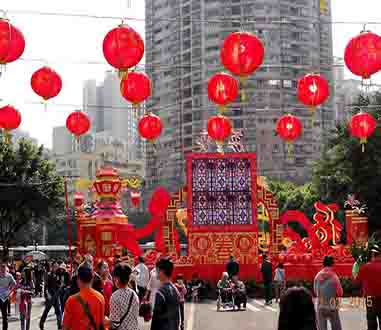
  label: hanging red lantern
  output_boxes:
[0,105,21,131]
[349,112,376,152]
[208,72,239,113]
[138,113,163,142]
[221,32,264,77]
[120,72,151,106]
[31,67,62,101]
[297,73,329,114]
[0,19,25,66]
[130,191,141,207]
[276,114,302,153]
[66,111,91,138]
[103,24,144,76]
[344,31,381,79]
[207,115,232,145]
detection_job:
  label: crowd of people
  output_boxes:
[0,247,380,330]
[0,255,185,330]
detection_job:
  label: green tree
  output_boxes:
[0,138,64,257]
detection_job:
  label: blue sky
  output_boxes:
[0,0,380,147]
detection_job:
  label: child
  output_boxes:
[274,263,286,303]
[174,274,187,330]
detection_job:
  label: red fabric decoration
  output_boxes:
[207,72,239,111]
[207,115,232,142]
[138,113,163,141]
[349,112,376,149]
[120,72,151,105]
[103,25,144,72]
[0,19,25,64]
[148,187,171,217]
[66,111,91,137]
[31,67,62,101]
[276,114,302,142]
[344,31,381,79]
[220,31,264,77]
[297,73,329,110]
[0,105,21,130]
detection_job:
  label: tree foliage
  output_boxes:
[0,139,64,256]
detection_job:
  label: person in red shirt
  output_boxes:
[63,265,105,330]
[356,247,381,330]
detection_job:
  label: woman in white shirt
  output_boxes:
[110,263,140,330]
[147,266,161,308]
[274,263,286,303]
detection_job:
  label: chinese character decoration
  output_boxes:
[344,194,367,215]
[228,130,246,152]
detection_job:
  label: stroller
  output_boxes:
[217,285,237,311]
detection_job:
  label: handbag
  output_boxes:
[110,293,134,330]
[139,300,152,322]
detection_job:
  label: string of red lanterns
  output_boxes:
[66,111,91,139]
[276,114,303,154]
[31,66,62,104]
[207,115,233,149]
[138,113,163,143]
[207,72,239,113]
[0,19,25,69]
[120,71,151,107]
[348,112,376,152]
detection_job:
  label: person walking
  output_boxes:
[63,264,105,330]
[19,269,34,330]
[226,256,239,280]
[356,246,381,330]
[260,254,273,305]
[274,263,286,303]
[146,261,161,309]
[133,256,150,302]
[314,256,343,330]
[278,287,318,330]
[39,262,63,330]
[174,274,187,330]
[0,261,16,330]
[150,258,180,330]
[109,263,139,330]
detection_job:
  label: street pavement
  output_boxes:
[6,297,367,330]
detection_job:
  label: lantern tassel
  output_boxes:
[286,142,293,159]
[240,77,247,102]
[360,138,367,153]
[132,103,140,110]
[118,69,128,80]
[3,129,11,144]
[42,99,48,112]
[216,141,224,154]
[218,105,226,114]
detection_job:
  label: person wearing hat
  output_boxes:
[356,245,381,330]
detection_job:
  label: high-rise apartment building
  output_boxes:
[145,0,334,193]
[83,70,144,161]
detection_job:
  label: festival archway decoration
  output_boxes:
[66,111,91,140]
[276,114,302,153]
[344,31,381,79]
[297,73,329,115]
[31,67,62,106]
[207,72,239,113]
[0,19,25,72]
[103,24,144,78]
[138,113,163,143]
[348,112,376,152]
[120,71,151,107]
[220,31,264,100]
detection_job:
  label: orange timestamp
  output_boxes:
[316,296,375,310]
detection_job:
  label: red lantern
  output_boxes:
[297,73,329,113]
[130,191,141,207]
[207,115,232,143]
[103,25,144,75]
[120,72,151,106]
[31,67,62,101]
[0,105,21,130]
[276,114,303,143]
[349,112,376,152]
[220,32,264,77]
[344,31,381,79]
[138,113,163,141]
[0,19,25,65]
[66,111,90,138]
[208,72,239,113]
